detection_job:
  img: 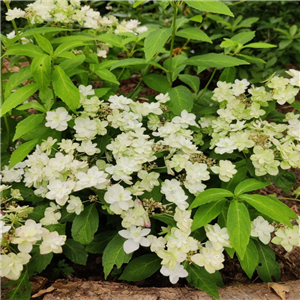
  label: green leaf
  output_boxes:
[227,200,251,260]
[2,269,31,300]
[28,246,53,276]
[144,28,172,61]
[221,162,247,192]
[133,0,145,8]
[55,51,77,59]
[71,204,99,245]
[290,100,300,111]
[167,85,194,115]
[60,54,86,77]
[9,139,39,169]
[52,65,80,112]
[143,74,170,93]
[243,42,276,49]
[237,54,266,65]
[102,234,132,279]
[54,41,85,56]
[219,66,236,83]
[279,39,293,49]
[255,241,281,282]
[63,239,88,265]
[234,179,271,196]
[51,35,96,44]
[237,239,259,279]
[176,27,212,43]
[240,194,296,226]
[95,69,119,85]
[190,188,233,209]
[190,15,203,23]
[85,230,117,254]
[96,33,125,49]
[1,83,39,116]
[191,199,226,231]
[110,58,165,71]
[94,88,111,98]
[178,74,200,92]
[185,0,233,17]
[269,169,297,194]
[4,44,45,57]
[13,114,44,141]
[17,102,47,113]
[4,66,32,98]
[237,17,259,28]
[119,254,161,281]
[175,17,190,31]
[22,27,72,38]
[31,54,52,91]
[231,31,255,45]
[185,263,220,300]
[184,53,249,69]
[151,213,176,227]
[33,33,53,55]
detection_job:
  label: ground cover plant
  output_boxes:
[1,1,300,300]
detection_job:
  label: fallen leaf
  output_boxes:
[31,286,56,298]
[268,282,290,300]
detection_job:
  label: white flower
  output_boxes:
[191,242,225,273]
[6,8,25,21]
[0,252,31,280]
[58,139,79,154]
[205,224,231,250]
[77,140,100,156]
[232,79,250,96]
[40,203,61,226]
[109,95,133,111]
[40,230,67,254]
[215,138,237,154]
[66,196,84,215]
[251,216,274,244]
[97,49,107,58]
[46,179,76,206]
[12,220,44,253]
[155,93,170,103]
[0,220,11,235]
[104,184,134,214]
[147,235,166,252]
[45,107,72,131]
[172,110,199,128]
[286,69,300,87]
[119,225,151,253]
[74,117,98,140]
[79,85,95,96]
[75,166,107,191]
[211,160,237,182]
[160,263,188,284]
[271,226,300,252]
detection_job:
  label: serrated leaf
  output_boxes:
[102,234,132,279]
[9,139,39,169]
[231,31,256,45]
[151,213,176,227]
[4,44,45,57]
[178,74,200,92]
[184,53,249,69]
[63,239,88,265]
[119,254,161,281]
[237,54,266,64]
[13,114,44,141]
[243,42,276,49]
[227,200,251,259]
[190,188,233,209]
[185,0,233,17]
[85,230,117,254]
[143,74,170,93]
[71,204,99,245]
[219,66,236,83]
[237,239,259,279]
[95,69,119,85]
[255,241,281,282]
[240,194,296,226]
[33,33,53,54]
[191,199,226,231]
[234,179,271,196]
[2,269,31,300]
[28,246,53,276]
[96,33,125,49]
[185,263,220,300]
[17,101,46,113]
[4,66,32,98]
[167,85,194,115]
[31,55,52,90]
[1,83,39,116]
[54,41,85,56]
[176,27,212,43]
[144,28,172,61]
[52,65,80,112]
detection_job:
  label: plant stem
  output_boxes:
[197,68,217,100]
[168,1,179,87]
[5,2,19,35]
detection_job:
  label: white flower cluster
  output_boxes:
[200,70,300,177]
[0,190,66,281]
[6,0,147,35]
